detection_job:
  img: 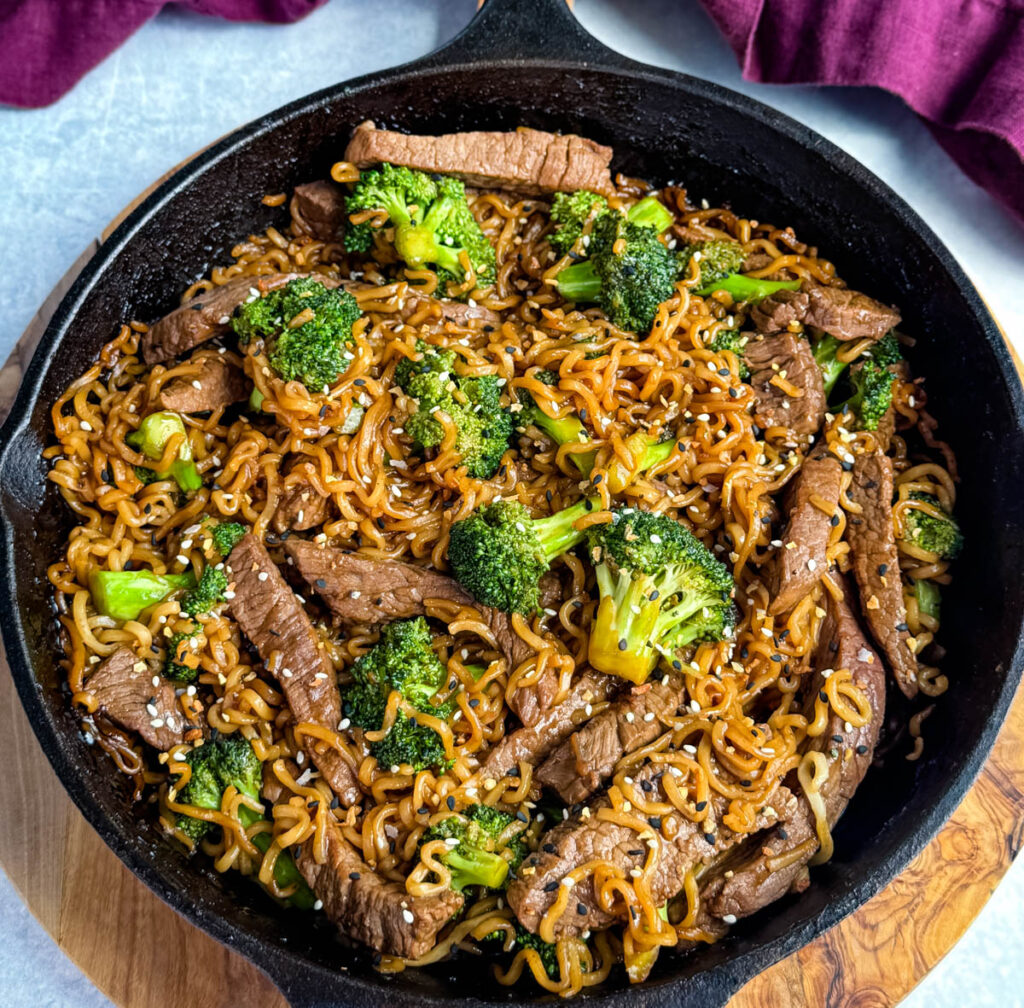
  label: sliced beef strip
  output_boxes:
[298,816,463,959]
[766,446,843,615]
[84,647,187,751]
[226,534,361,805]
[272,460,331,534]
[508,760,795,938]
[535,673,685,804]
[154,350,249,414]
[706,580,885,921]
[400,290,502,328]
[291,181,347,242]
[480,669,618,780]
[345,121,616,197]
[283,539,535,670]
[846,449,918,697]
[744,332,826,437]
[750,284,901,343]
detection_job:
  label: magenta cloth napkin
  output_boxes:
[0,0,326,108]
[700,0,1024,223]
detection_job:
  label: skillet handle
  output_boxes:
[420,0,638,70]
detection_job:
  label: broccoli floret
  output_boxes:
[869,331,903,367]
[836,359,896,431]
[549,192,673,256]
[709,330,751,382]
[89,569,196,622]
[395,343,512,479]
[512,925,560,979]
[173,735,314,908]
[556,213,680,333]
[548,190,608,255]
[127,411,202,492]
[679,240,800,302]
[587,509,736,683]
[211,521,246,557]
[447,498,595,615]
[344,617,453,772]
[232,278,361,391]
[345,164,496,291]
[165,624,202,683]
[180,566,228,617]
[901,493,963,560]
[421,803,527,892]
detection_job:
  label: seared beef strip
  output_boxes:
[535,673,685,804]
[283,539,536,672]
[272,460,331,534]
[507,760,795,938]
[345,121,616,197]
[750,284,900,343]
[744,332,826,436]
[141,272,314,364]
[400,290,502,328]
[846,449,918,697]
[291,181,347,242]
[766,446,843,615]
[480,669,617,780]
[227,534,361,805]
[706,579,885,920]
[154,350,249,414]
[84,647,187,750]
[298,817,463,959]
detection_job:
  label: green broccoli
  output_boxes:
[915,578,941,621]
[679,240,800,302]
[164,623,202,683]
[587,508,737,683]
[89,569,196,622]
[709,330,751,382]
[447,497,596,615]
[180,565,228,617]
[127,411,202,492]
[344,617,453,772]
[344,164,496,291]
[811,333,847,395]
[900,493,963,559]
[512,925,560,979]
[232,277,361,391]
[869,331,904,367]
[395,341,512,479]
[421,803,527,892]
[835,359,896,431]
[556,212,680,333]
[516,369,589,456]
[211,521,247,557]
[548,191,673,256]
[173,735,315,908]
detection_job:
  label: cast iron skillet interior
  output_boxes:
[1,1,1022,1005]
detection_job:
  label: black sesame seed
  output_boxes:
[819,690,828,701]
[648,816,662,829]
[695,801,707,812]
[544,881,560,893]
[577,902,588,915]
[579,408,588,421]
[778,829,789,841]
[353,378,366,387]
[618,639,628,651]
[348,871,361,881]
[877,563,888,576]
[672,660,682,670]
[546,489,553,503]
[593,474,603,485]
[469,698,480,708]
[740,779,751,787]
[446,796,456,811]
[515,810,528,823]
[770,653,782,663]
[856,744,869,755]
[628,849,645,857]
[896,622,909,632]
[830,514,841,527]
[704,832,716,845]
[543,843,557,854]
[315,578,327,588]
[832,734,844,744]
[640,779,653,792]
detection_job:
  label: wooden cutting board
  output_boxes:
[1,238,1021,1008]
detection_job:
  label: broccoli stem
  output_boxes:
[579,434,674,486]
[915,578,941,621]
[626,196,674,233]
[127,411,203,492]
[812,333,848,395]
[89,570,196,622]
[556,260,603,302]
[532,497,599,564]
[589,572,662,683]
[697,274,800,301]
[237,805,316,909]
[445,846,511,892]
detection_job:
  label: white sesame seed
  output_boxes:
[643,712,656,722]
[257,571,268,581]
[625,711,635,723]
[722,914,737,925]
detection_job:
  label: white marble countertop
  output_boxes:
[0,1,1021,1005]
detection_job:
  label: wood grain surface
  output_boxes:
[0,246,1020,1008]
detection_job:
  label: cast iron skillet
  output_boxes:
[1,1,1023,1005]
